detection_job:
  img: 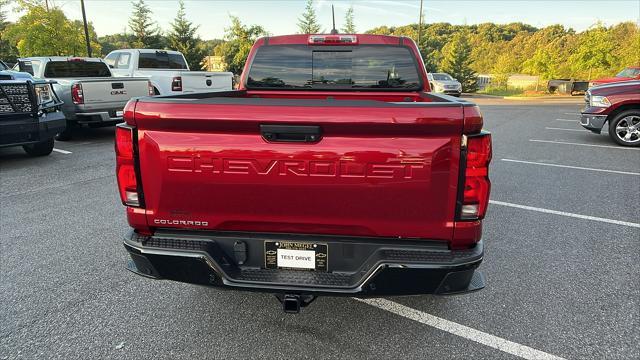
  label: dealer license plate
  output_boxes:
[265,241,327,271]
[115,110,124,117]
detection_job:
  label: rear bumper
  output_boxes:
[75,110,123,124]
[0,111,66,147]
[123,229,485,296]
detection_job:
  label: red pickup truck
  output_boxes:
[581,81,640,146]
[589,66,640,87]
[116,34,492,313]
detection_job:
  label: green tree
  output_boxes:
[420,50,439,73]
[522,48,560,80]
[570,24,616,79]
[342,6,355,33]
[98,33,136,56]
[200,39,224,55]
[609,22,640,71]
[167,0,206,69]
[214,16,266,75]
[490,52,520,88]
[0,0,18,62]
[297,0,321,34]
[440,31,478,92]
[129,0,161,48]
[4,4,100,57]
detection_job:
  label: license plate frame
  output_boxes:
[264,241,328,271]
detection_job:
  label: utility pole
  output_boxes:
[45,0,49,11]
[80,0,92,57]
[417,0,424,50]
[330,4,338,34]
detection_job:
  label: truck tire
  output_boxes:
[22,138,55,156]
[608,110,640,147]
[55,122,76,141]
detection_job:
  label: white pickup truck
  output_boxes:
[104,49,233,95]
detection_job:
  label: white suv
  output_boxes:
[427,73,462,97]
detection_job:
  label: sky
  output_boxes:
[8,0,640,39]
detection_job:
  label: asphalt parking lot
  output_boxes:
[1,97,638,359]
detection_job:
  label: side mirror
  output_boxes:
[109,64,114,69]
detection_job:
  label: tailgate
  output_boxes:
[134,99,463,241]
[81,78,149,104]
[180,72,232,93]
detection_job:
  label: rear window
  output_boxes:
[432,73,453,81]
[616,67,640,78]
[246,45,422,90]
[138,52,187,69]
[43,61,111,78]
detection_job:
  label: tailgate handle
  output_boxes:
[260,125,322,143]
[111,82,124,89]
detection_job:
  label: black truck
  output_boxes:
[0,69,65,156]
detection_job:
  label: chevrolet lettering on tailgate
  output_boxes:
[167,156,426,179]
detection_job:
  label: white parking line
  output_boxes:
[355,298,566,360]
[501,158,640,176]
[554,118,578,122]
[52,148,72,154]
[545,127,583,132]
[563,113,579,116]
[490,200,640,228]
[529,139,640,150]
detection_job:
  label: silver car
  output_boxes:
[427,73,462,97]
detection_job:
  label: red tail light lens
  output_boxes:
[71,83,83,104]
[171,76,182,92]
[458,133,492,220]
[115,125,142,207]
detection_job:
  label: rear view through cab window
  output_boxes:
[247,45,421,89]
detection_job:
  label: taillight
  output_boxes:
[115,124,142,207]
[457,133,492,220]
[71,83,83,104]
[171,76,182,92]
[148,81,155,96]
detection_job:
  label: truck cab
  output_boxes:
[589,66,640,87]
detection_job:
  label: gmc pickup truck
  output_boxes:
[17,57,152,140]
[118,34,492,313]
